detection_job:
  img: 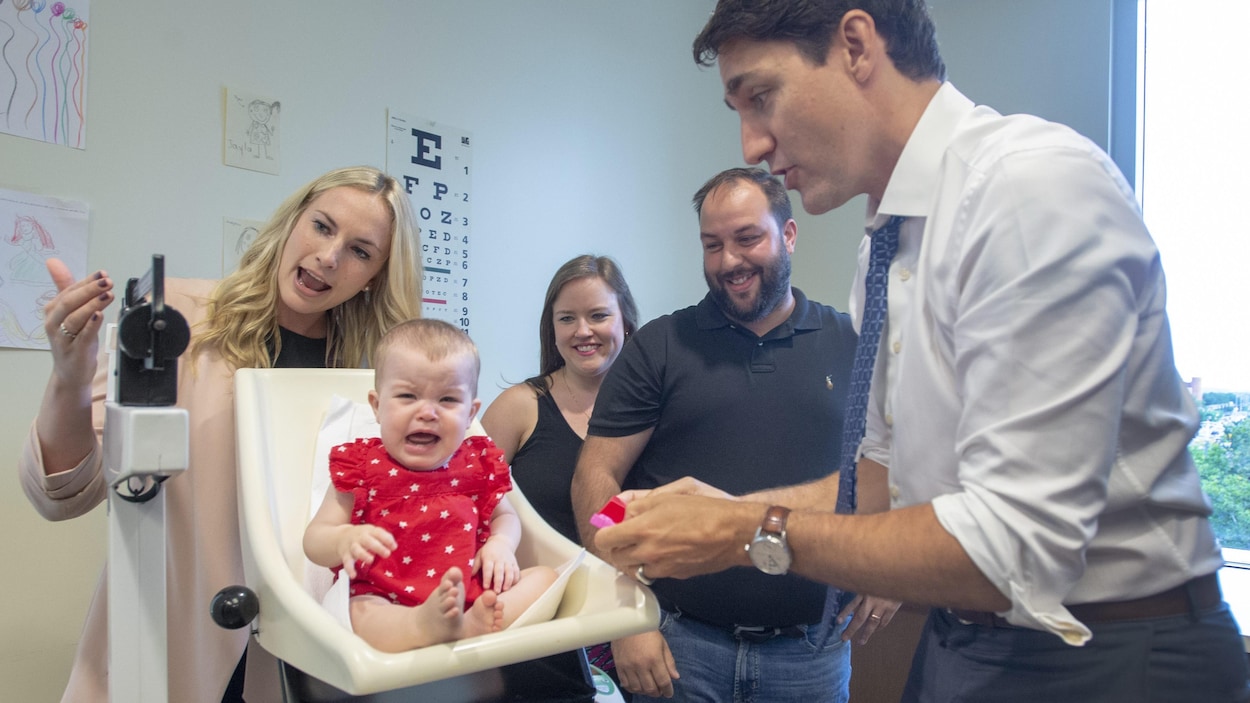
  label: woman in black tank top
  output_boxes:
[481,254,639,685]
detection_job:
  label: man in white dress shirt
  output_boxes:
[594,1,1250,700]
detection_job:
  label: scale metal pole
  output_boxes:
[102,256,190,703]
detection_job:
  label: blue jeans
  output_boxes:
[902,604,1250,703]
[631,607,851,703]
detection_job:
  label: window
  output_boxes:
[1134,0,1250,565]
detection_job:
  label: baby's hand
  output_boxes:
[473,536,519,592]
[336,525,396,579]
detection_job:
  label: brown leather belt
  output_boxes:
[948,572,1221,628]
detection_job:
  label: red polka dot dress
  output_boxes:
[329,435,511,607]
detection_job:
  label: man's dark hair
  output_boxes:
[693,0,946,82]
[692,167,792,231]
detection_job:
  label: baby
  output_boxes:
[304,319,558,652]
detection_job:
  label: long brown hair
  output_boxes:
[525,255,639,395]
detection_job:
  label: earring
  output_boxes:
[363,286,371,304]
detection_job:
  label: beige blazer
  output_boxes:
[20,279,281,703]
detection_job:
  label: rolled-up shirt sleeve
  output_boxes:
[870,85,1216,646]
[926,146,1165,644]
[19,352,109,521]
[20,421,107,520]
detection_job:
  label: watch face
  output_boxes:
[749,535,791,575]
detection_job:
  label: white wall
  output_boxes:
[0,1,1118,700]
[790,0,1115,308]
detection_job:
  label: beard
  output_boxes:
[705,250,792,325]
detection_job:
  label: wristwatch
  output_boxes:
[746,505,792,575]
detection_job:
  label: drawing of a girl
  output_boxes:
[8,215,56,283]
[246,99,280,159]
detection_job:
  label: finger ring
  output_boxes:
[635,565,655,586]
[59,322,78,340]
[869,613,882,621]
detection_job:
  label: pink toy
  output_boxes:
[590,495,628,528]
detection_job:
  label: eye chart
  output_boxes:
[386,111,473,334]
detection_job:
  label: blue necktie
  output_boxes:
[835,215,903,515]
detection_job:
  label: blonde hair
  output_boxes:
[190,166,422,369]
[375,319,480,396]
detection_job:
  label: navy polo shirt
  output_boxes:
[590,287,857,628]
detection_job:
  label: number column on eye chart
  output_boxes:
[386,111,474,334]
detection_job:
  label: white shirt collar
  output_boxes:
[865,82,976,233]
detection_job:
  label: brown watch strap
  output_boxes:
[761,505,791,536]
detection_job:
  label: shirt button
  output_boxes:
[884,413,893,426]
[889,484,900,500]
[899,268,912,281]
[892,341,901,354]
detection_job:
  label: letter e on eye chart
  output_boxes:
[386,110,473,334]
[223,88,281,175]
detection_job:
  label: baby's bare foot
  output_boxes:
[463,589,505,638]
[409,567,466,647]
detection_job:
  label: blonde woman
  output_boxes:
[20,166,422,703]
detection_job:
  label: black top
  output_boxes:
[591,288,858,628]
[271,327,328,369]
[510,389,584,544]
